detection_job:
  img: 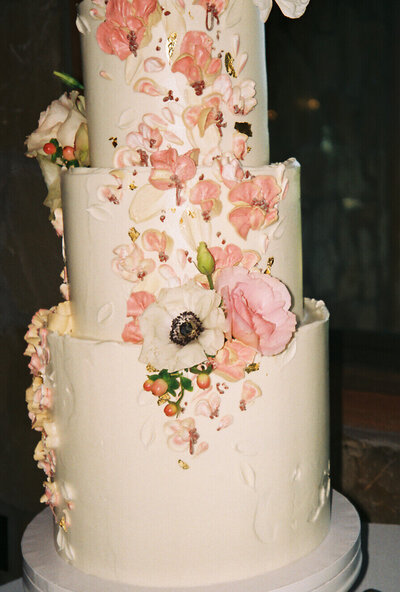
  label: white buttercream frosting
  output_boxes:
[48,298,329,586]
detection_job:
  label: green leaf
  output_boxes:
[167,377,180,391]
[53,70,84,91]
[180,377,193,391]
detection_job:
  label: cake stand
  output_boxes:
[22,490,362,592]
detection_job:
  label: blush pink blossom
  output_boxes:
[213,340,256,381]
[189,179,221,218]
[96,0,159,60]
[213,154,244,189]
[149,147,198,205]
[164,417,200,455]
[228,175,282,239]
[112,243,156,283]
[171,31,221,92]
[122,290,155,343]
[209,244,243,269]
[216,267,296,356]
[141,229,171,261]
[126,122,163,152]
[195,392,221,419]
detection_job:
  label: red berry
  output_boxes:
[143,379,153,392]
[164,403,178,417]
[62,146,75,161]
[151,378,168,397]
[197,373,211,389]
[43,142,56,155]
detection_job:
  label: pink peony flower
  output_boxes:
[122,290,155,343]
[96,0,159,60]
[216,267,296,356]
[149,147,198,205]
[171,31,221,93]
[213,340,256,381]
[228,175,282,239]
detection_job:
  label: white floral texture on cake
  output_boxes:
[24,304,74,525]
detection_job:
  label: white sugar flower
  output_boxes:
[139,282,226,372]
[254,0,310,22]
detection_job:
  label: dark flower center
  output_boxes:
[170,311,203,346]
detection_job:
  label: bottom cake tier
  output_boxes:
[44,298,330,588]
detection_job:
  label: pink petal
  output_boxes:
[228,206,265,239]
[126,290,156,317]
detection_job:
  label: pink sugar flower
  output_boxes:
[164,417,200,455]
[122,290,155,343]
[213,340,256,382]
[195,392,221,419]
[171,31,221,93]
[96,0,159,60]
[216,267,296,356]
[126,122,163,153]
[189,179,221,219]
[149,147,198,205]
[213,154,244,189]
[141,229,172,261]
[112,243,156,283]
[228,175,282,239]
[209,244,243,270]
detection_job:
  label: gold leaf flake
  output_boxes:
[129,182,137,190]
[234,122,252,137]
[245,363,260,374]
[59,516,68,532]
[225,52,237,78]
[178,459,190,469]
[186,209,196,218]
[146,364,158,373]
[157,393,171,405]
[128,227,140,243]
[264,257,275,275]
[167,32,177,61]
[109,136,118,147]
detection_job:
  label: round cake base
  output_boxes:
[22,490,361,592]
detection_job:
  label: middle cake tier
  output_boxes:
[62,158,303,342]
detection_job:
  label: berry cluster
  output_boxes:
[43,138,79,169]
[143,363,213,417]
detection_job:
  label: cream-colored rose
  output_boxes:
[26,91,86,157]
[47,301,73,336]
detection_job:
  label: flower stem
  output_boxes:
[207,274,214,290]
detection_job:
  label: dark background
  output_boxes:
[0,0,399,583]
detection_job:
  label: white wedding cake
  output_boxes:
[25,0,330,587]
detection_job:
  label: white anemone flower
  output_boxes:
[139,282,227,372]
[254,0,310,22]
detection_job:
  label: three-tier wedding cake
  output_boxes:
[25,0,330,587]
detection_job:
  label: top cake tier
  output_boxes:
[77,0,270,168]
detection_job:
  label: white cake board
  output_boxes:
[22,491,361,592]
